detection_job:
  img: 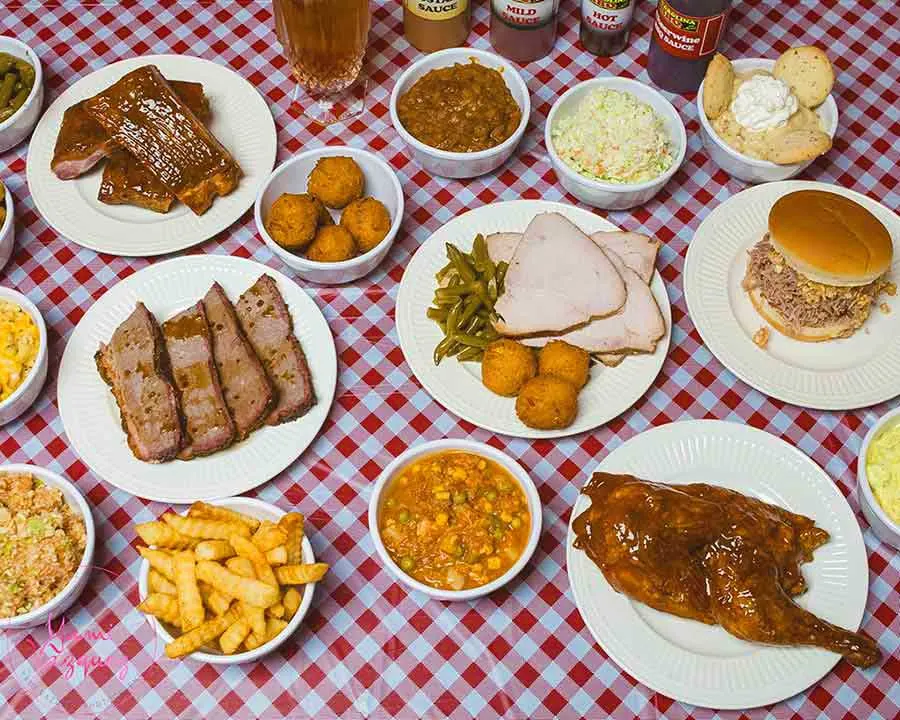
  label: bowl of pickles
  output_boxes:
[0,37,42,153]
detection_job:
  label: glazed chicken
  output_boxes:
[572,473,880,667]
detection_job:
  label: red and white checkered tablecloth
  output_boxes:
[1,1,898,718]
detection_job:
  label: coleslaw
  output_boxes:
[552,88,673,185]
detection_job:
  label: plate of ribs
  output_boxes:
[57,255,336,502]
[566,419,878,709]
[27,55,276,256]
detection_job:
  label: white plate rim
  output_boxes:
[57,255,337,503]
[565,419,869,709]
[395,199,671,439]
[684,180,900,410]
[26,54,277,257]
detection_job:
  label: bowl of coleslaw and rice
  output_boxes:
[546,77,686,210]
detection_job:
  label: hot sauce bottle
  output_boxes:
[647,0,732,93]
[490,0,561,63]
[580,0,636,57]
[404,0,472,53]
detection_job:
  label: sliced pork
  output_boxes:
[235,276,315,426]
[589,232,660,285]
[493,213,627,336]
[203,283,275,440]
[95,303,183,462]
[521,251,666,354]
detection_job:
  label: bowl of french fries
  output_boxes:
[135,497,329,663]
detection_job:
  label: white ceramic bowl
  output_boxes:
[369,439,542,602]
[858,407,900,549]
[0,464,95,630]
[697,58,839,184]
[0,182,13,271]
[545,77,687,210]
[255,146,404,285]
[0,287,48,426]
[0,36,43,153]
[389,48,530,179]
[138,497,318,664]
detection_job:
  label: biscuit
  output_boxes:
[765,129,832,165]
[703,53,735,120]
[773,46,834,108]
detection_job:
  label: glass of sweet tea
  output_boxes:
[273,0,370,124]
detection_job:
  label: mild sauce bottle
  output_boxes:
[580,0,636,56]
[490,0,560,63]
[647,0,732,93]
[404,0,472,53]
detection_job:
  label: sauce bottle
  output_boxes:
[580,0,636,56]
[404,0,472,53]
[490,0,560,63]
[647,0,732,93]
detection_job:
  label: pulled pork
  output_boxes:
[743,237,888,330]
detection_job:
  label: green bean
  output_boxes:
[426,307,448,322]
[0,73,16,109]
[435,282,480,299]
[445,300,462,337]
[8,88,28,113]
[433,335,458,365]
[446,244,476,283]
[453,333,491,349]
[456,294,483,329]
[435,261,454,282]
[456,347,484,362]
[14,61,34,88]
[432,294,459,307]
[0,56,12,75]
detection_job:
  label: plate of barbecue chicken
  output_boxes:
[57,255,337,503]
[567,420,878,709]
[396,200,670,438]
[27,55,277,256]
[685,181,899,410]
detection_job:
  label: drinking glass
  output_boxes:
[273,0,371,124]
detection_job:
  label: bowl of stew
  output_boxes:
[389,48,530,180]
[369,439,542,601]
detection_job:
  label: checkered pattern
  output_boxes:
[1,1,898,718]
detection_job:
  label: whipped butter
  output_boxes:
[731,74,798,132]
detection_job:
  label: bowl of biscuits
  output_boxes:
[698,46,838,184]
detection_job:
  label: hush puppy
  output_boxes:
[481,340,537,397]
[307,156,365,209]
[341,197,392,253]
[306,225,357,263]
[538,341,590,389]
[515,376,578,430]
[297,193,333,226]
[265,193,320,250]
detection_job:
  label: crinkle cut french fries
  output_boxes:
[135,507,328,658]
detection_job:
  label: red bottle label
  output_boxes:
[652,0,728,60]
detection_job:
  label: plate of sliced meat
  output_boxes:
[396,200,671,438]
[58,256,336,503]
[27,55,276,256]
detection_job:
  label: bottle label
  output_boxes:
[652,0,728,60]
[407,0,468,21]
[582,0,633,33]
[492,0,560,29]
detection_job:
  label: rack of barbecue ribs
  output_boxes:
[96,276,315,464]
[51,66,240,215]
[572,472,881,668]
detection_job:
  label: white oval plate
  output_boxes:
[58,255,337,503]
[396,200,671,439]
[566,419,869,709]
[27,54,276,257]
[684,181,900,410]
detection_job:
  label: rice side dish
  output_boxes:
[552,88,674,185]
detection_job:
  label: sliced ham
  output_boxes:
[493,213,627,336]
[521,250,666,354]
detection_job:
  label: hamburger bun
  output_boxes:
[769,190,893,287]
[747,286,862,342]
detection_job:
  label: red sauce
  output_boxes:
[647,0,732,93]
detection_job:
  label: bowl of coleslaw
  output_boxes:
[546,77,686,210]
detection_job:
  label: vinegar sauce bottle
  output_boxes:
[647,0,732,93]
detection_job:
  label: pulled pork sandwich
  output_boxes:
[743,190,894,342]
